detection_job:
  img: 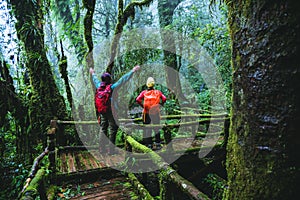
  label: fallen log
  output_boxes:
[127,173,155,200]
[19,168,46,200]
[20,148,49,195]
[125,135,210,200]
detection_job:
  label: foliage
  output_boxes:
[57,184,85,199]
[50,0,87,63]
[0,114,28,199]
[203,173,227,200]
[93,0,118,39]
[173,1,232,112]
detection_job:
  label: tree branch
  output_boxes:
[106,0,154,73]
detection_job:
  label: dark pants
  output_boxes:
[99,109,118,151]
[143,112,161,145]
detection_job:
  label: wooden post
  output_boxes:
[163,126,173,151]
[47,120,57,172]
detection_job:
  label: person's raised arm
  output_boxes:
[111,65,140,90]
[89,68,101,88]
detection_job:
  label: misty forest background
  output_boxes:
[0,0,299,199]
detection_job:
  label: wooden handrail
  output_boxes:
[120,113,228,122]
[18,114,226,199]
[20,149,49,194]
[54,113,228,124]
[54,117,227,129]
[123,118,227,129]
[18,120,58,199]
[18,113,227,199]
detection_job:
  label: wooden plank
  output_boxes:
[70,177,132,200]
[60,153,68,173]
[74,152,86,171]
[90,151,106,168]
[103,155,112,167]
[109,154,123,167]
[74,191,125,200]
[113,153,125,165]
[86,152,101,169]
[67,152,76,173]
[80,151,93,170]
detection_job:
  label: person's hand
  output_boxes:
[132,65,140,72]
[89,68,95,75]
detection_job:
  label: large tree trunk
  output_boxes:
[157,0,186,101]
[10,0,69,146]
[225,0,300,199]
[83,0,96,71]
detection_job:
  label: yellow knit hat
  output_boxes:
[146,77,155,87]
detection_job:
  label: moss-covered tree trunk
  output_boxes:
[225,0,300,199]
[83,0,96,72]
[58,40,73,110]
[157,0,186,101]
[10,0,68,146]
[0,59,30,160]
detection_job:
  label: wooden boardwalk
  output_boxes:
[19,116,227,200]
[58,150,124,173]
[57,136,222,174]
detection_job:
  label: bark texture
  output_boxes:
[11,0,68,146]
[225,0,300,199]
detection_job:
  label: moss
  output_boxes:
[158,171,168,199]
[127,173,154,200]
[46,185,58,200]
[20,168,46,200]
[56,154,61,172]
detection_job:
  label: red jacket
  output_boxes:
[136,89,167,114]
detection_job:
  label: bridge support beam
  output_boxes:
[47,120,57,173]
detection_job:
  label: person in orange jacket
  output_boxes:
[136,77,166,150]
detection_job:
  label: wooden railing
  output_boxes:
[18,120,58,200]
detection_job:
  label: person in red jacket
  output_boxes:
[90,65,140,154]
[136,77,167,150]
